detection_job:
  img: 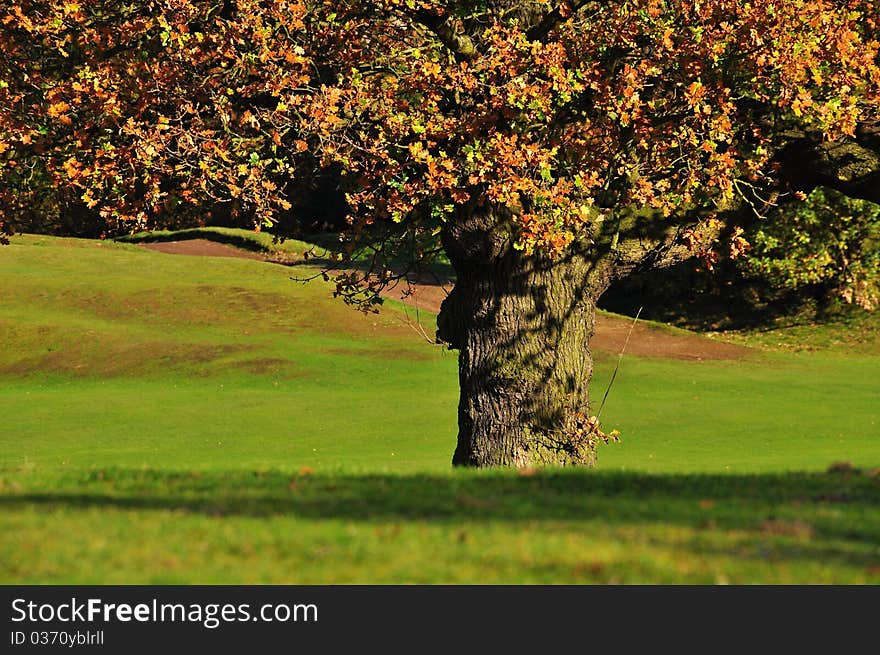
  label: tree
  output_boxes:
[745,187,880,312]
[2,1,878,466]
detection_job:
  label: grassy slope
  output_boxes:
[1,234,878,583]
[117,226,319,259]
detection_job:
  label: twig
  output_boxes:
[400,287,441,345]
[596,306,642,419]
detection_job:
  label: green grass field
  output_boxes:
[1,234,878,583]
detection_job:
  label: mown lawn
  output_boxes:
[1,234,878,583]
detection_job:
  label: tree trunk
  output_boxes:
[437,204,613,468]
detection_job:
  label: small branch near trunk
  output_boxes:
[596,306,641,419]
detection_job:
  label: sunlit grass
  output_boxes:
[1,234,878,583]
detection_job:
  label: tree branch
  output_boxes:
[776,131,880,204]
[604,122,880,278]
[526,1,599,42]
[412,8,476,61]
[583,206,725,279]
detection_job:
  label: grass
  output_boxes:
[715,308,880,355]
[3,468,878,584]
[1,233,878,583]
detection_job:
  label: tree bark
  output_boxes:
[437,204,614,467]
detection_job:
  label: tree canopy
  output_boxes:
[2,1,878,267]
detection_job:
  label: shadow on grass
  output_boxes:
[2,468,878,526]
[3,469,878,573]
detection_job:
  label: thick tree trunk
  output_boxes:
[437,204,613,467]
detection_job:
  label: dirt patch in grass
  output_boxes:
[141,239,265,260]
[62,286,298,333]
[142,239,752,361]
[0,341,251,378]
[592,315,750,361]
[218,357,305,378]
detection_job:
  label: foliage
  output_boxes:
[2,1,878,290]
[1,1,309,233]
[745,187,880,310]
